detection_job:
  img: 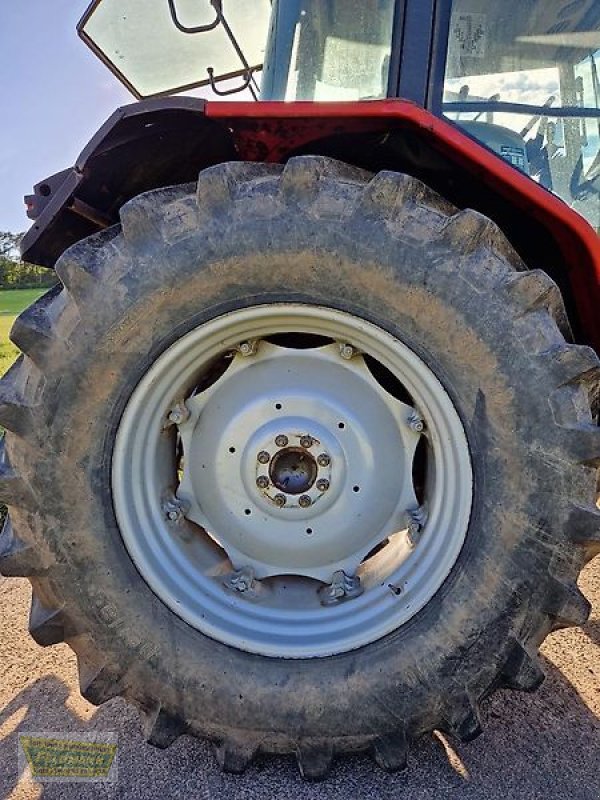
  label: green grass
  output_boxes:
[0,316,19,376]
[0,289,46,521]
[0,288,47,318]
[0,288,46,375]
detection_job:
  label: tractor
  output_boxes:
[2,0,599,780]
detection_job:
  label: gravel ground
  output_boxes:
[1,562,598,800]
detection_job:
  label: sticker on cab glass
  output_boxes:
[500,145,527,170]
[452,14,487,58]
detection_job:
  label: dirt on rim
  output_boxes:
[0,560,598,800]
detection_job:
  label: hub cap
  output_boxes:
[112,305,472,658]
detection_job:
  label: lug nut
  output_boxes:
[317,453,331,467]
[274,493,287,507]
[299,495,312,508]
[257,451,270,464]
[275,435,289,448]
[316,479,330,492]
[256,475,269,489]
[300,436,314,449]
[339,343,355,360]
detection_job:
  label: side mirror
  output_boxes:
[78,0,271,98]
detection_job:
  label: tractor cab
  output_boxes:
[79,0,600,228]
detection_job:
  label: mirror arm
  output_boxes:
[167,0,222,34]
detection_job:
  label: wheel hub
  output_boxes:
[268,447,318,496]
[252,431,333,510]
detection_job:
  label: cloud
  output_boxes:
[446,67,560,104]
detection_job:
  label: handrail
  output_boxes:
[166,0,260,100]
[207,67,258,96]
[167,0,222,34]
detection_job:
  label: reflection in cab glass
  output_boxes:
[263,0,397,101]
[443,0,600,230]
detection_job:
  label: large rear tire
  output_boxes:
[1,157,599,779]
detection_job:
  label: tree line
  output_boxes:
[0,231,58,290]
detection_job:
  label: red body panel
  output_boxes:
[206,100,600,350]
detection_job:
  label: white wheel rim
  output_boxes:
[112,304,473,658]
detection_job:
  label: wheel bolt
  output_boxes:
[407,506,428,544]
[238,340,257,357]
[256,475,269,490]
[167,403,189,426]
[317,453,331,467]
[257,451,270,464]
[300,436,314,449]
[274,493,287,507]
[162,494,189,523]
[299,495,312,508]
[408,411,425,433]
[275,435,289,448]
[316,479,330,492]
[339,343,355,360]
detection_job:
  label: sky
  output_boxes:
[0,2,131,233]
[0,1,261,235]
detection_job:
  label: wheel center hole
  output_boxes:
[269,448,318,495]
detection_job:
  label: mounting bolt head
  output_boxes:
[316,479,330,492]
[224,567,257,594]
[162,494,189,523]
[407,506,428,544]
[408,411,425,433]
[299,495,312,508]
[317,453,331,467]
[275,435,289,448]
[257,451,270,464]
[300,436,314,449]
[319,570,364,606]
[238,340,258,357]
[339,343,355,360]
[256,475,269,490]
[274,493,287,507]
[167,403,190,426]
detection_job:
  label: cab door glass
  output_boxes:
[442,0,600,230]
[263,0,397,101]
